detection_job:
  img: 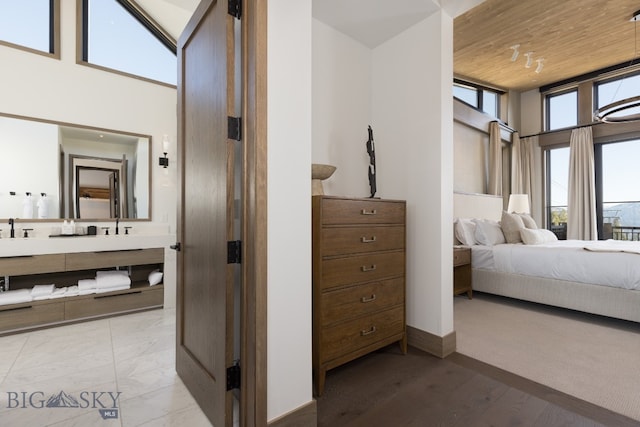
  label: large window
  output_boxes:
[598,140,640,240]
[545,90,577,131]
[453,80,501,118]
[82,0,176,86]
[0,0,57,56]
[546,147,569,239]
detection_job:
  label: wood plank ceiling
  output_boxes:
[454,0,640,92]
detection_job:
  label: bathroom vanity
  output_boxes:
[0,238,167,335]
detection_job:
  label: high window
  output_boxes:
[0,0,58,56]
[545,90,577,131]
[81,0,177,86]
[453,80,501,118]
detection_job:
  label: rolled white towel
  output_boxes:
[79,288,97,296]
[96,274,131,289]
[31,284,55,297]
[78,279,97,292]
[148,270,163,286]
[66,285,79,297]
[0,289,33,306]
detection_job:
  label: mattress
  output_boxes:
[470,240,640,291]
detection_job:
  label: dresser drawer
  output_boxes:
[0,254,65,276]
[321,199,405,225]
[65,287,163,319]
[321,278,404,326]
[321,252,404,290]
[453,248,471,266]
[66,248,164,271]
[0,301,65,331]
[321,306,404,362]
[321,226,405,256]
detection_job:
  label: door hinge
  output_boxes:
[228,116,242,141]
[226,362,241,391]
[227,240,242,264]
[228,0,241,19]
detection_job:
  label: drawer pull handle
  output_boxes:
[360,326,377,336]
[360,209,377,215]
[361,294,376,303]
[361,264,377,272]
[0,305,33,312]
[361,236,377,243]
[95,291,142,299]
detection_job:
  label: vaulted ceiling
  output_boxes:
[454,0,640,92]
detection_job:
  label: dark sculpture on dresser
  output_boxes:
[366,125,377,198]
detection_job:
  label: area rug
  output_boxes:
[454,293,640,421]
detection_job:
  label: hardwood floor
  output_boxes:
[316,345,639,427]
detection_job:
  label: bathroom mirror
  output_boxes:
[0,113,151,221]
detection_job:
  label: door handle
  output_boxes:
[170,242,181,251]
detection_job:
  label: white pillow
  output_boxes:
[454,218,477,246]
[520,228,558,245]
[518,213,538,229]
[501,211,525,244]
[473,219,506,246]
[148,270,164,286]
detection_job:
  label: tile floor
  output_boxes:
[0,308,219,427]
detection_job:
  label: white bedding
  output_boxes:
[471,240,640,291]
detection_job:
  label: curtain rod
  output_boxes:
[491,120,516,133]
[520,122,600,139]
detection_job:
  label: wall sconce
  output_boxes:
[159,134,169,168]
[524,52,534,68]
[510,44,520,61]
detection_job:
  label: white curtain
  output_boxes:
[567,126,597,240]
[488,121,502,196]
[511,133,542,226]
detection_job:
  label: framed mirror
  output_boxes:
[0,113,151,221]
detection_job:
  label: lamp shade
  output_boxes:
[507,194,530,214]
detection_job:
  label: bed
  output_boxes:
[453,192,640,323]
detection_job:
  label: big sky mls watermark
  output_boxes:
[3,390,122,420]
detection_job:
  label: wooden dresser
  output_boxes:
[312,196,407,396]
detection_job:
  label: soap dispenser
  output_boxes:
[37,193,49,219]
[22,192,34,219]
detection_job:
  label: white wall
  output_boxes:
[267,0,313,421]
[0,0,177,307]
[372,11,454,336]
[453,122,488,194]
[312,19,372,198]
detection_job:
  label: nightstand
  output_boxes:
[453,246,472,299]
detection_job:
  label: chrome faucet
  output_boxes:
[8,218,14,238]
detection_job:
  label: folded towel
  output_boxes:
[78,279,97,291]
[31,284,55,297]
[96,270,129,277]
[96,274,131,289]
[79,289,97,296]
[0,289,33,306]
[66,285,79,297]
[95,284,131,294]
[48,287,68,299]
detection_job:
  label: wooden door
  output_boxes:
[176,1,236,426]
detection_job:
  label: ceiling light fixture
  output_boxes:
[510,44,520,61]
[524,52,534,68]
[595,10,640,123]
[535,58,544,73]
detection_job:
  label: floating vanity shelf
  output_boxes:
[0,248,164,335]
